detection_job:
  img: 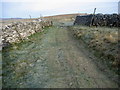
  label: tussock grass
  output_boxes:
[71,25,119,74]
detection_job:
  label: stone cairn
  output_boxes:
[1,20,53,48]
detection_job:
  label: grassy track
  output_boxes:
[2,26,118,88]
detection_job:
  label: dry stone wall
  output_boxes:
[74,14,120,27]
[1,20,53,48]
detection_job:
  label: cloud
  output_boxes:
[1,0,119,2]
[1,0,118,18]
[20,2,66,11]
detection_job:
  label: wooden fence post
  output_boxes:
[90,8,96,27]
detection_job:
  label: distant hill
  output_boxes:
[0,18,23,20]
[1,13,88,26]
[43,13,88,22]
[44,13,88,19]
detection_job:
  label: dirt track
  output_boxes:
[3,25,118,88]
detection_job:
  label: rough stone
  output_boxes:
[1,20,53,48]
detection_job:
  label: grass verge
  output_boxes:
[69,25,119,75]
[2,26,51,88]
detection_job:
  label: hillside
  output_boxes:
[1,13,119,88]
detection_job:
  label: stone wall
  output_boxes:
[74,14,120,27]
[74,15,93,26]
[1,20,53,48]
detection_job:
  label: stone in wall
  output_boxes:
[2,20,53,48]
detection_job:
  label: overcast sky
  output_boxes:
[0,0,119,18]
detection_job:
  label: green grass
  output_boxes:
[2,26,51,88]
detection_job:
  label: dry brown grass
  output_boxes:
[71,25,119,71]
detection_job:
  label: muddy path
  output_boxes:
[2,25,118,88]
